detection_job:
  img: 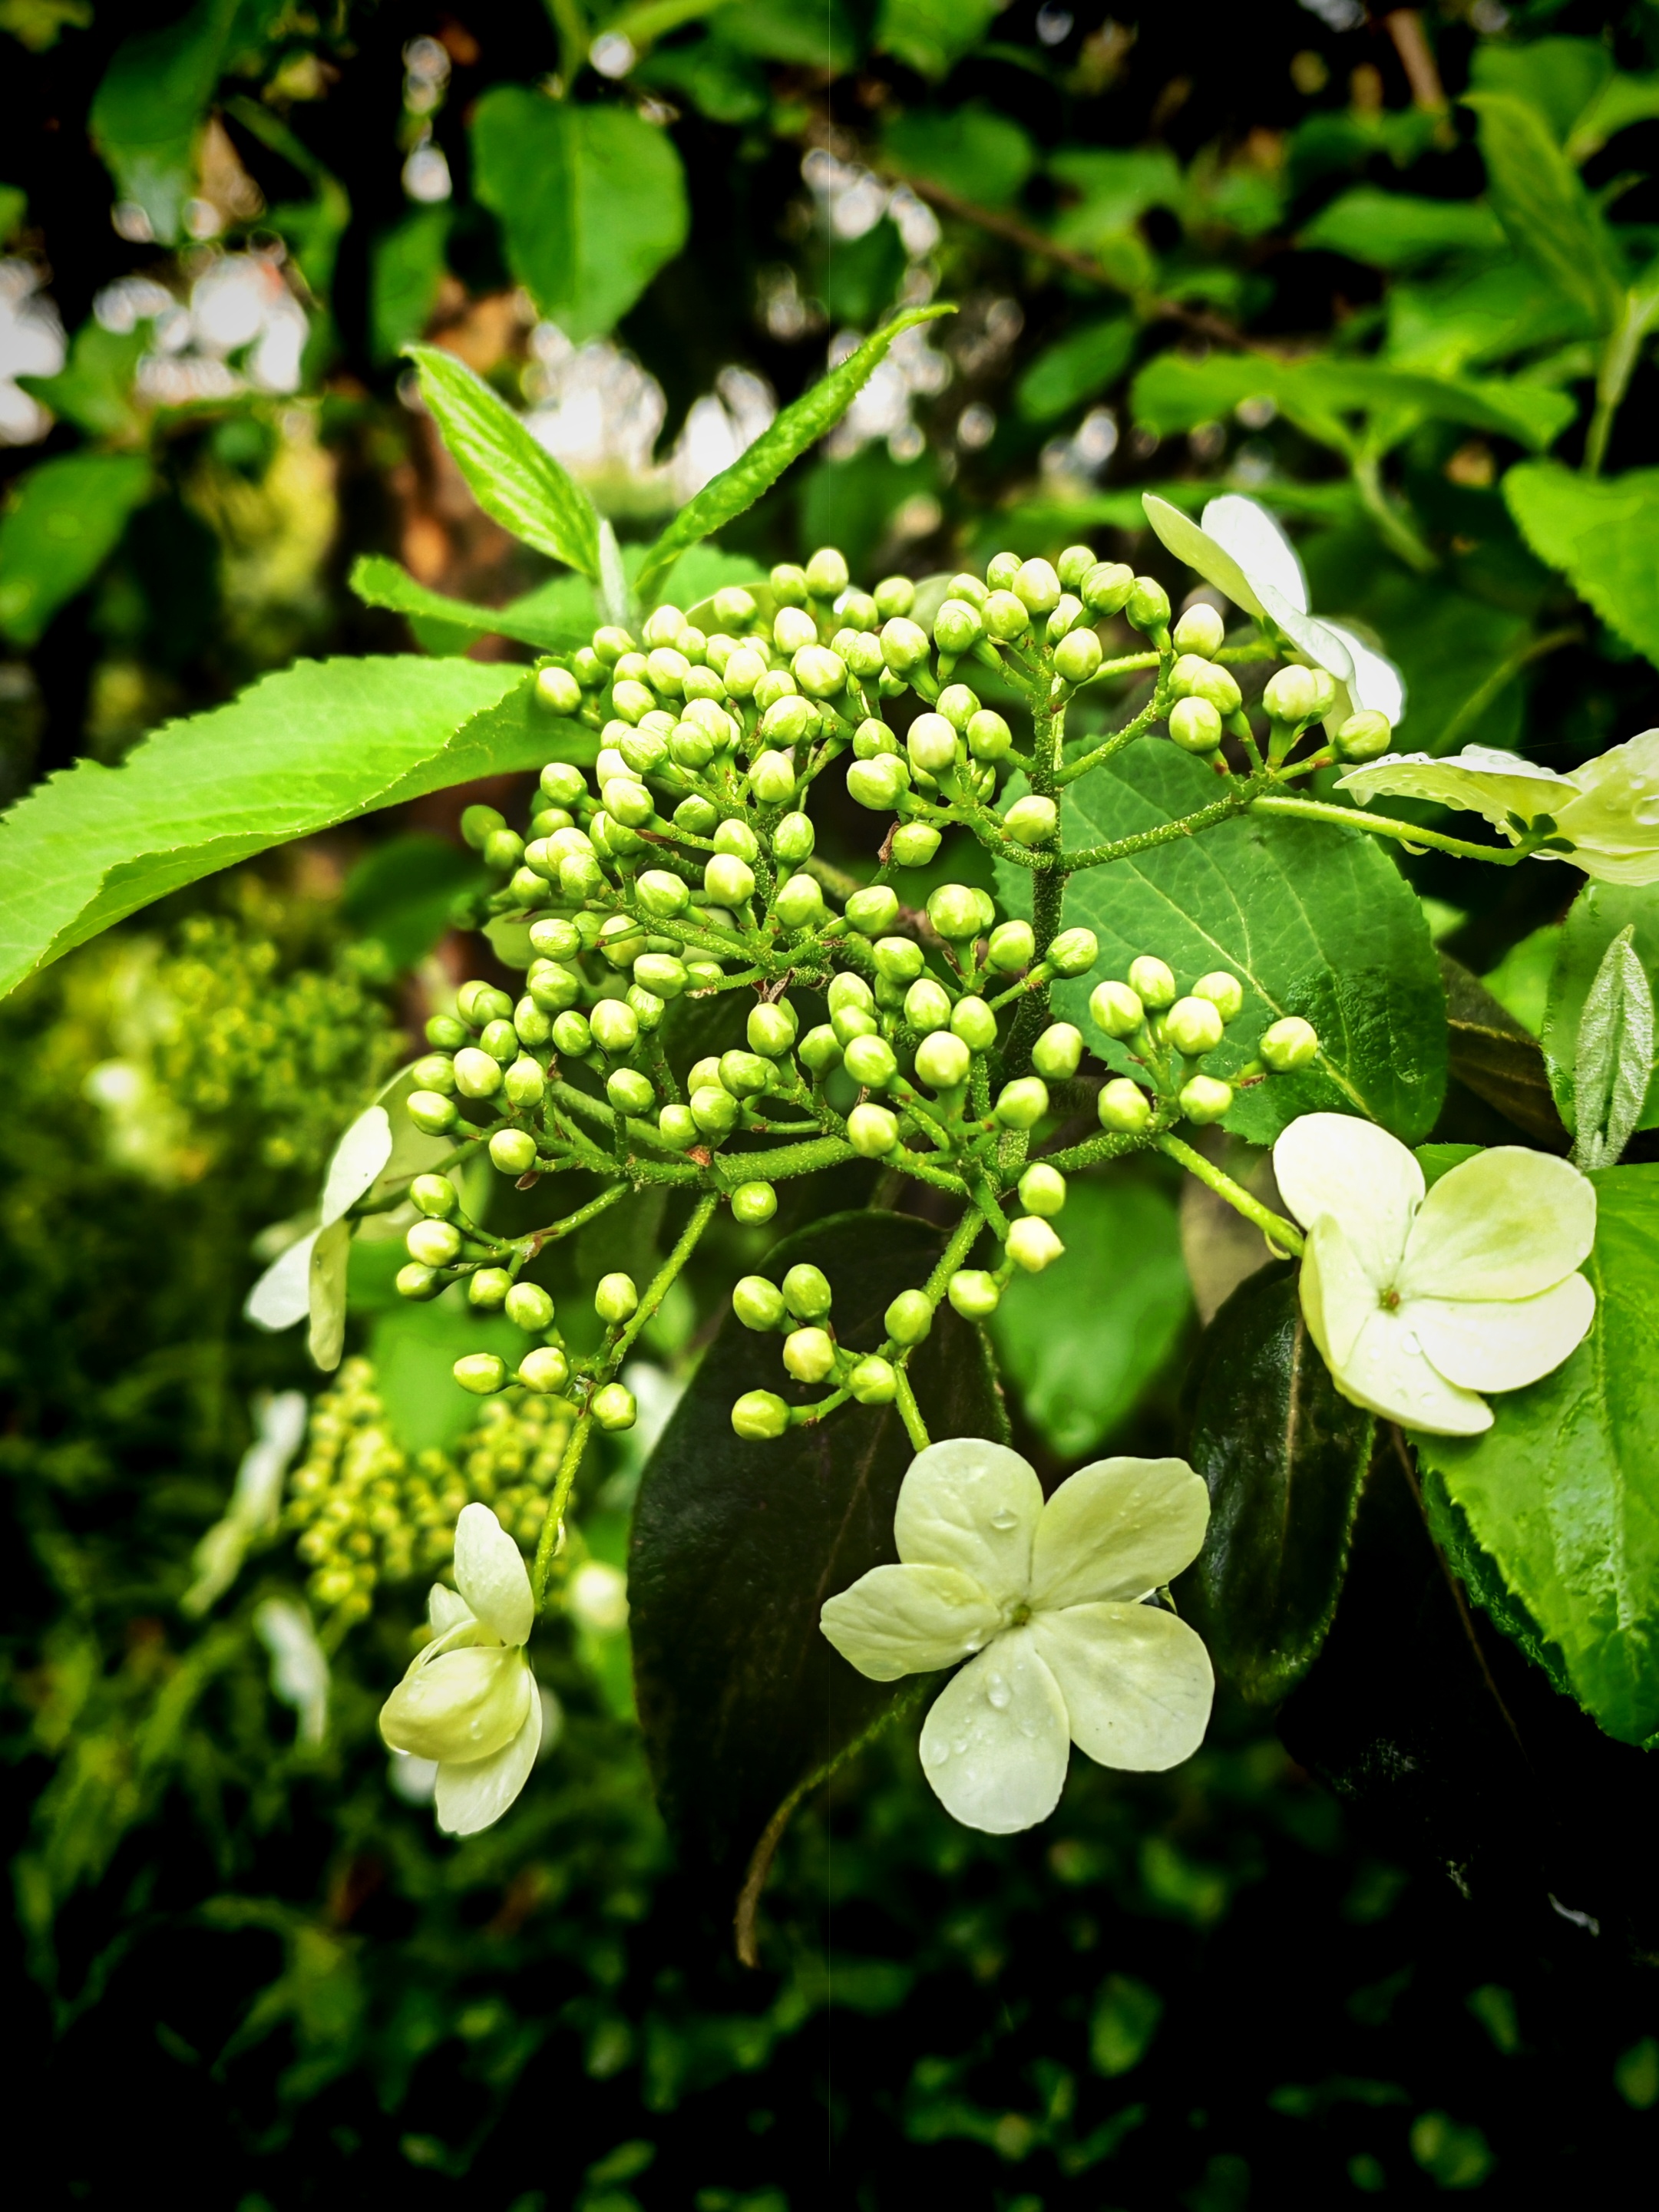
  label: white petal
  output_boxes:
[1299,1213,1382,1373]
[306,1217,352,1373]
[428,1583,473,1636]
[820,1563,1002,1682]
[1323,621,1406,726]
[453,1501,534,1646]
[1337,747,1574,830]
[1552,728,1659,880]
[1143,494,1275,623]
[1032,1602,1215,1771]
[894,1438,1044,1609]
[380,1642,530,1761]
[1400,1146,1595,1302]
[435,1684,542,1836]
[917,1630,1070,1834]
[319,1105,394,1228]
[244,1227,319,1331]
[1273,1113,1423,1284]
[1324,1306,1491,1434]
[1201,493,1311,615]
[1029,1458,1210,1611]
[1409,1273,1595,1393]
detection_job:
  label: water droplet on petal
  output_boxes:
[925,1737,949,1766]
[952,1735,970,1755]
[986,1672,1011,1710]
[989,1507,1020,1532]
[1400,1331,1420,1356]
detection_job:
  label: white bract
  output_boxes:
[183,1390,309,1616]
[1143,490,1405,726]
[1337,732,1659,886]
[1274,1113,1597,1437]
[820,1439,1215,1834]
[253,1596,329,1745]
[379,1504,543,1836]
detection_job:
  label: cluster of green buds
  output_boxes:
[285,1359,570,1624]
[1089,957,1320,1134]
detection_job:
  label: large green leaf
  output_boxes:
[633,306,954,599]
[1415,1165,1659,1744]
[630,1211,1005,1884]
[875,0,1000,80]
[1298,188,1508,271]
[883,102,1036,210]
[1004,747,1447,1145]
[470,87,689,346]
[991,1176,1189,1460]
[0,453,153,648]
[1542,884,1659,1135]
[0,658,580,1000]
[369,206,451,367]
[1014,315,1138,424]
[349,554,598,654]
[405,345,601,581]
[88,0,238,244]
[1504,461,1659,669]
[1464,91,1622,333]
[1182,1265,1375,1705]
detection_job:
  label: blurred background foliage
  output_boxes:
[5,0,1659,2202]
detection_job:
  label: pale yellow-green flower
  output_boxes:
[821,1440,1214,1834]
[1273,1113,1597,1437]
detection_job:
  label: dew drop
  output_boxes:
[1400,1331,1420,1356]
[951,1734,970,1755]
[924,1737,949,1765]
[989,1507,1020,1532]
[986,1672,1011,1710]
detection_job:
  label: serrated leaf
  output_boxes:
[0,657,566,1001]
[1182,1265,1375,1705]
[1464,91,1623,332]
[999,747,1447,1145]
[1571,926,1654,1169]
[1504,461,1659,669]
[1440,954,1567,1144]
[1542,883,1659,1134]
[630,1211,1005,1881]
[349,553,599,653]
[634,306,955,599]
[1415,1164,1659,1744]
[405,343,601,579]
[0,452,153,647]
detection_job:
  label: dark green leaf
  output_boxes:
[88,0,237,244]
[404,344,601,581]
[1504,461,1659,669]
[0,452,153,648]
[469,88,689,346]
[720,0,858,71]
[1439,954,1568,1145]
[1565,71,1659,164]
[1464,91,1622,333]
[1297,188,1507,271]
[341,832,484,972]
[630,1211,1005,1876]
[1414,1165,1659,1744]
[1469,34,1612,149]
[1014,316,1138,424]
[1417,1466,1575,1704]
[883,102,1036,210]
[349,553,597,654]
[369,206,451,367]
[633,306,955,599]
[18,319,147,439]
[1542,883,1659,1133]
[875,0,1000,80]
[991,1176,1189,1459]
[1181,1264,1375,1705]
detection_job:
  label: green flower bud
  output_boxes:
[950,995,997,1052]
[1125,576,1172,634]
[514,997,554,1049]
[775,873,827,930]
[504,1056,547,1108]
[454,1353,509,1396]
[705,853,756,906]
[871,936,924,985]
[411,1052,457,1095]
[783,1263,833,1320]
[559,850,605,901]
[783,1326,836,1384]
[1033,1023,1082,1080]
[828,971,874,1013]
[656,1101,699,1149]
[1047,927,1099,979]
[408,1090,459,1134]
[1054,628,1103,685]
[409,1174,455,1221]
[846,1355,897,1406]
[1333,709,1393,762]
[607,779,656,830]
[799,1024,843,1074]
[595,1272,639,1324]
[630,870,687,925]
[674,795,719,837]
[934,597,984,654]
[610,679,656,726]
[1007,1217,1065,1273]
[426,1012,469,1050]
[761,690,816,746]
[847,757,910,811]
[982,589,1029,641]
[934,683,977,731]
[853,717,898,759]
[793,645,847,699]
[1178,1074,1234,1124]
[1168,697,1224,754]
[461,804,507,852]
[643,605,686,650]
[537,665,583,714]
[844,1033,898,1089]
[987,919,1036,972]
[397,1262,441,1301]
[846,885,901,936]
[722,645,768,699]
[774,610,816,660]
[1171,603,1226,658]
[1056,543,1098,590]
[627,982,664,1032]
[408,1217,462,1266]
[454,1046,504,1099]
[1019,1162,1067,1217]
[505,1281,555,1332]
[519,1345,570,1393]
[1012,559,1060,616]
[458,981,516,1025]
[1099,1078,1152,1134]
[613,653,650,684]
[732,1389,790,1441]
[885,1289,933,1344]
[691,1083,739,1136]
[881,616,930,673]
[606,1068,656,1115]
[1082,561,1136,616]
[891,823,942,867]
[730,1180,778,1226]
[490,1127,538,1175]
[685,959,725,989]
[646,646,690,698]
[1003,794,1058,847]
[1166,995,1224,1057]
[1089,979,1145,1038]
[509,864,551,904]
[540,761,589,807]
[904,976,952,1032]
[669,721,717,771]
[634,952,689,1000]
[831,1005,877,1048]
[591,1382,637,1432]
[1127,955,1178,1009]
[994,1076,1049,1130]
[589,999,640,1056]
[752,669,798,715]
[874,574,915,619]
[1259,1015,1320,1071]
[529,915,583,960]
[1192,971,1244,1022]
[720,1049,772,1098]
[552,1010,593,1058]
[478,1019,518,1065]
[1260,664,1319,725]
[712,584,757,629]
[908,712,959,775]
[948,1269,1001,1319]
[773,811,816,864]
[947,572,988,606]
[470,1266,512,1309]
[747,999,798,1058]
[915,1031,971,1089]
[927,883,982,940]
[733,1276,786,1331]
[847,1101,899,1157]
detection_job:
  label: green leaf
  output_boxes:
[469,87,689,345]
[875,0,1000,80]
[1182,1266,1374,1705]
[1464,91,1623,334]
[368,206,451,367]
[1504,461,1659,668]
[883,102,1036,210]
[88,0,238,244]
[18,319,147,439]
[1470,34,1613,150]
[1297,188,1507,271]
[341,832,484,973]
[1543,883,1659,1137]
[630,1211,1005,1877]
[0,657,557,1001]
[1014,315,1138,424]
[1004,746,1447,1145]
[1571,926,1654,1170]
[719,0,858,71]
[1565,71,1659,165]
[1414,1164,1659,1744]
[990,1176,1189,1460]
[1439,954,1567,1147]
[404,344,601,580]
[0,451,153,648]
[633,306,954,599]
[349,553,598,654]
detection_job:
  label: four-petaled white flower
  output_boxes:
[1274,1113,1598,1438]
[1337,733,1659,886]
[380,1503,543,1836]
[1143,490,1405,727]
[820,1440,1215,1834]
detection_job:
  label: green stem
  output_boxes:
[1432,626,1581,757]
[893,1367,931,1453]
[1062,785,1254,870]
[1351,449,1436,573]
[1158,1133,1304,1256]
[611,1190,719,1365]
[1249,791,1532,866]
[534,1408,591,1606]
[522,1178,629,1253]
[1056,681,1171,787]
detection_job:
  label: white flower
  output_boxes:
[820,1440,1215,1834]
[1273,1113,1597,1438]
[1143,490,1405,726]
[1337,732,1659,886]
[379,1504,542,1837]
[253,1596,329,1745]
[183,1390,309,1616]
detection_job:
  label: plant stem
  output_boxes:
[1158,1133,1304,1255]
[534,1408,590,1606]
[1351,450,1436,573]
[610,1190,719,1365]
[893,1367,931,1453]
[1249,791,1531,865]
[1062,786,1254,870]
